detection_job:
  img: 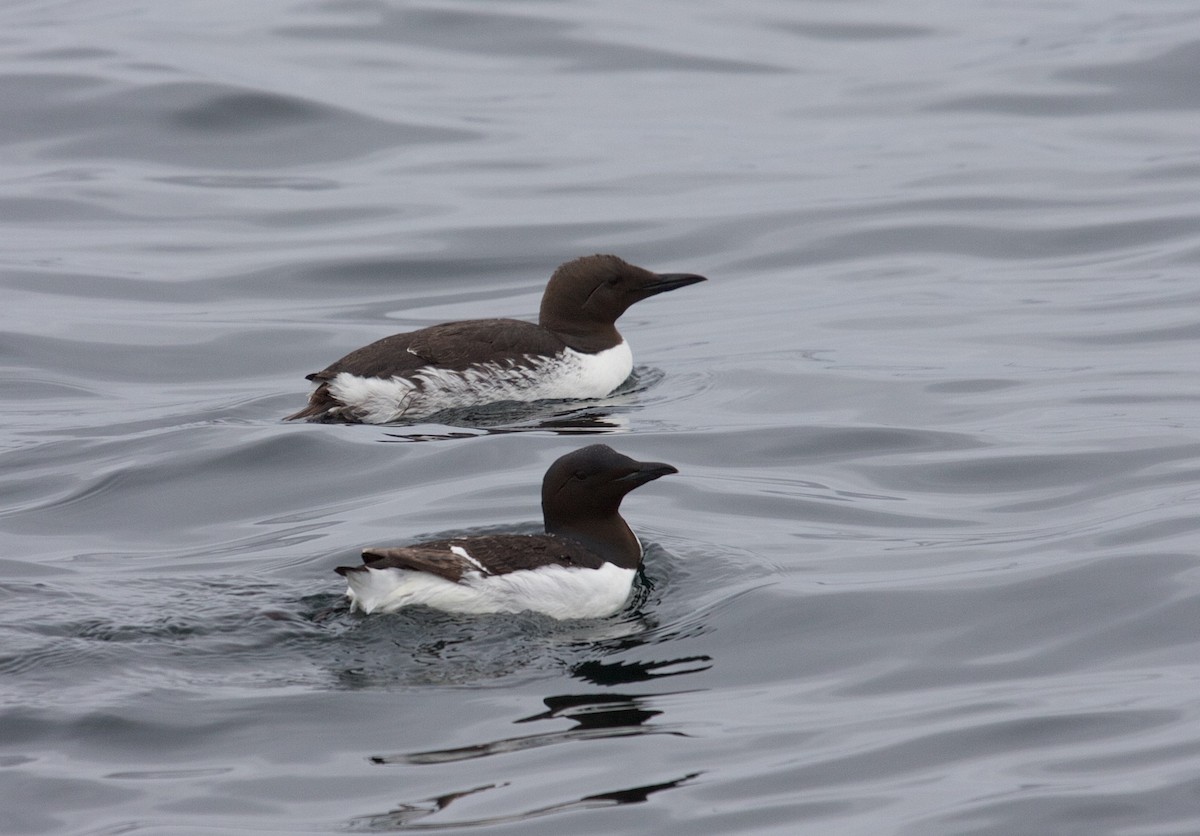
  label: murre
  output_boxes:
[287,254,706,423]
[335,444,678,619]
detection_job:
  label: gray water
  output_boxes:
[3,1,1200,833]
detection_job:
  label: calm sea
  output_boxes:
[3,1,1200,833]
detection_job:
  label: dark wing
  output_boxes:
[334,535,605,583]
[420,535,608,574]
[337,547,473,583]
[307,319,567,382]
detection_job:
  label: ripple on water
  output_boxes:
[4,1,1200,834]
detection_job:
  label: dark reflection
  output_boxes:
[585,773,701,804]
[344,783,496,830]
[370,691,686,765]
[571,655,713,686]
[355,368,666,439]
[515,692,662,728]
[344,772,701,831]
[379,411,627,441]
[376,403,628,439]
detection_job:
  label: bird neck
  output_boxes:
[546,513,642,569]
[539,317,623,354]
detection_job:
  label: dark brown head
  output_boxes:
[537,255,706,352]
[540,443,678,568]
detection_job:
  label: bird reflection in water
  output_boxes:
[356,643,710,828]
[344,772,702,831]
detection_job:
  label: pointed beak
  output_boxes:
[638,272,707,298]
[617,461,679,487]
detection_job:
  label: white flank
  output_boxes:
[327,341,633,424]
[343,561,637,620]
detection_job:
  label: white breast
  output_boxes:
[343,560,637,620]
[327,341,633,424]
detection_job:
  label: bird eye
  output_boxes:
[573,469,588,480]
[605,275,620,287]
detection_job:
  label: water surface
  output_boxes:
[3,1,1200,833]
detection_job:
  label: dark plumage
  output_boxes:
[288,254,705,423]
[351,533,609,583]
[335,444,678,617]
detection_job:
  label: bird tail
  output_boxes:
[285,383,338,421]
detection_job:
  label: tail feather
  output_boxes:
[285,383,340,421]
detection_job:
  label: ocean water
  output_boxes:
[3,1,1200,833]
